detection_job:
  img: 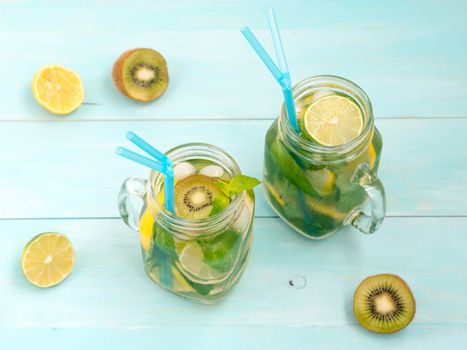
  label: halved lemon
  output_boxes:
[32,65,84,115]
[303,94,364,146]
[21,232,75,288]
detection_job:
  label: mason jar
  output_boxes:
[119,143,255,303]
[263,75,386,239]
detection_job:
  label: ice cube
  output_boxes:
[173,162,195,181]
[200,165,224,178]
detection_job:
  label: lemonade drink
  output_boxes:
[263,76,385,239]
[119,144,256,303]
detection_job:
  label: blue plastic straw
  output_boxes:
[266,8,299,132]
[240,27,283,82]
[241,17,300,133]
[163,167,175,215]
[117,139,174,289]
[267,8,290,79]
[126,131,172,166]
[116,145,175,214]
[117,147,168,174]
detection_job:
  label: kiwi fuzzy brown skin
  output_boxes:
[112,49,134,99]
[112,48,169,102]
[353,274,416,334]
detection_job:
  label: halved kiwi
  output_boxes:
[353,274,416,334]
[174,174,229,219]
[112,48,168,102]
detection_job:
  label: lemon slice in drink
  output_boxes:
[368,143,377,169]
[21,232,75,288]
[32,65,84,115]
[303,95,364,146]
[139,207,155,252]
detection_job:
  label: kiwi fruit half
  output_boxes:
[174,174,229,219]
[353,274,416,334]
[112,48,168,102]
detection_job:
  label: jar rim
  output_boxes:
[146,143,244,237]
[280,75,374,157]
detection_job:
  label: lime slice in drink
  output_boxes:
[302,95,364,146]
[148,266,194,293]
[21,232,75,288]
[177,242,224,283]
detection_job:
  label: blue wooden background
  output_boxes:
[0,1,466,349]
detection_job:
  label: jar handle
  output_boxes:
[348,165,386,234]
[118,177,147,232]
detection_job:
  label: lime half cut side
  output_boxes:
[21,232,75,288]
[303,94,364,146]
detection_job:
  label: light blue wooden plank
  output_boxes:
[2,0,466,31]
[1,326,466,350]
[0,119,465,219]
[0,0,465,347]
[0,217,465,334]
[0,2,466,120]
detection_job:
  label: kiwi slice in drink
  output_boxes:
[354,274,416,334]
[174,174,229,219]
[112,48,169,102]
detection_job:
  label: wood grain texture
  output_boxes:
[0,119,465,219]
[2,326,467,350]
[0,217,466,348]
[0,1,466,120]
[1,0,466,348]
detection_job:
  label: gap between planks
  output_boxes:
[0,215,465,221]
[0,116,466,123]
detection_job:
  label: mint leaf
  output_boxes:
[154,225,176,257]
[209,196,230,216]
[200,230,240,273]
[228,175,261,195]
[217,181,232,197]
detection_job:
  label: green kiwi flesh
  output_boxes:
[113,48,168,102]
[353,274,416,334]
[174,174,229,219]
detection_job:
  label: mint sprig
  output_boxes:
[219,175,261,197]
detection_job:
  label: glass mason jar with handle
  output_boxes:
[118,143,255,303]
[263,75,386,239]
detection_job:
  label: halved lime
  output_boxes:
[303,94,364,146]
[21,232,75,288]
